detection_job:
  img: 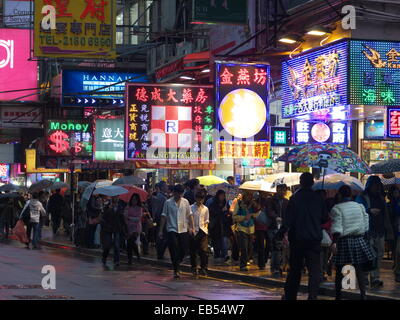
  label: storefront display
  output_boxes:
[362,140,400,164]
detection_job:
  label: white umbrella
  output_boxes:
[264,172,302,188]
[50,182,69,190]
[112,175,145,186]
[207,183,239,201]
[93,185,129,197]
[239,180,273,192]
[0,184,20,192]
[313,174,364,192]
[81,180,113,210]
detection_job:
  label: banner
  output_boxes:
[34,0,116,59]
[94,117,124,161]
[4,0,33,28]
[0,106,42,128]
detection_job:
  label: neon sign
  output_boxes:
[387,107,400,138]
[217,141,270,159]
[282,41,348,118]
[271,127,292,146]
[46,120,92,157]
[125,83,215,164]
[216,61,270,150]
[0,163,9,181]
[293,120,348,145]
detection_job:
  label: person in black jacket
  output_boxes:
[278,172,329,300]
[47,189,64,235]
[100,197,127,267]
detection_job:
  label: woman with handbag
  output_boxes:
[330,185,376,300]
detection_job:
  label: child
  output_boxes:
[190,191,209,276]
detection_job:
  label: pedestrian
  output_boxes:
[356,175,393,288]
[158,184,195,278]
[0,198,15,240]
[74,193,87,247]
[387,186,400,283]
[266,184,289,276]
[62,194,73,237]
[184,179,200,205]
[331,185,375,300]
[47,189,64,235]
[279,172,329,300]
[254,193,269,271]
[227,176,235,186]
[151,181,169,260]
[125,193,143,264]
[190,191,209,276]
[207,190,230,263]
[86,194,103,248]
[231,191,259,271]
[100,197,127,266]
[20,192,46,249]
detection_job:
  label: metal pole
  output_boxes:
[70,165,75,244]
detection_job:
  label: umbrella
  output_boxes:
[112,175,145,186]
[197,175,227,186]
[0,184,20,192]
[93,185,129,197]
[49,181,69,190]
[0,192,21,199]
[239,180,273,192]
[28,180,53,193]
[207,183,239,201]
[264,172,302,188]
[313,174,364,192]
[78,181,91,189]
[370,159,400,174]
[80,180,113,210]
[119,185,148,203]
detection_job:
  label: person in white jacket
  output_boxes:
[330,185,375,300]
[20,193,46,249]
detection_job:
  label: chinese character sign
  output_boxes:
[350,40,400,106]
[216,61,270,141]
[0,164,10,182]
[281,41,348,118]
[217,141,270,159]
[125,84,214,163]
[293,120,348,145]
[387,107,400,138]
[271,127,292,146]
[46,120,93,156]
[34,0,116,59]
[94,117,124,161]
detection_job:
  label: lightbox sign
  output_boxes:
[281,41,348,118]
[271,127,292,146]
[62,69,148,107]
[365,120,384,139]
[0,164,10,182]
[94,117,124,161]
[125,84,215,164]
[350,40,400,106]
[0,29,38,101]
[215,61,270,158]
[387,107,400,138]
[34,0,116,59]
[293,120,348,144]
[4,0,33,28]
[46,120,92,157]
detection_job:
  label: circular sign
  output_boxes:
[311,122,331,143]
[219,89,266,139]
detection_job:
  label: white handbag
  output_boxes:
[321,229,332,247]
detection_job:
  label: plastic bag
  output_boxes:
[13,220,28,244]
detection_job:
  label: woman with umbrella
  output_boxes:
[125,193,144,265]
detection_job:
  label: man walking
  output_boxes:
[47,189,64,235]
[152,181,168,260]
[279,173,329,300]
[159,184,195,278]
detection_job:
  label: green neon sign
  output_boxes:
[49,121,89,132]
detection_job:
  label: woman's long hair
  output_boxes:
[129,193,142,207]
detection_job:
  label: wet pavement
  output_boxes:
[0,240,320,300]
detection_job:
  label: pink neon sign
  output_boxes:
[0,29,38,101]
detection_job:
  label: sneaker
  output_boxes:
[173,272,180,279]
[199,269,208,276]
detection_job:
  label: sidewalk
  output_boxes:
[35,227,400,300]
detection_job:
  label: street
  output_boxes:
[0,240,316,300]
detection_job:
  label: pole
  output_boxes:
[321,167,326,190]
[70,164,75,244]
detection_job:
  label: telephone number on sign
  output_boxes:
[63,36,112,47]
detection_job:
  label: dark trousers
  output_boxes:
[335,264,366,299]
[101,232,120,263]
[52,215,61,234]
[230,231,239,261]
[26,222,39,247]
[212,235,228,259]
[237,231,253,268]
[86,224,98,248]
[167,232,188,273]
[189,230,208,270]
[156,225,168,259]
[284,240,321,300]
[255,230,268,268]
[127,232,140,262]
[141,232,149,255]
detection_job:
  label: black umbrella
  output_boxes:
[370,159,400,174]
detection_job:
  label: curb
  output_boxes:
[39,239,397,301]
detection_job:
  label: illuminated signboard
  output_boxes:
[281,40,348,118]
[271,127,292,146]
[125,84,215,164]
[4,0,33,28]
[46,120,92,157]
[0,164,10,181]
[387,107,400,138]
[62,69,148,107]
[293,120,348,144]
[350,40,400,106]
[216,61,270,158]
[94,117,124,161]
[217,141,270,159]
[34,0,116,59]
[365,120,384,139]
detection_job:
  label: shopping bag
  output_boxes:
[13,220,28,244]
